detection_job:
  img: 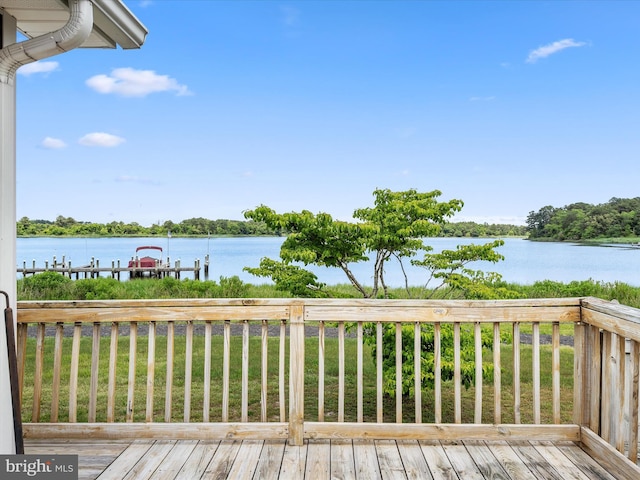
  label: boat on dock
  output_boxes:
[128,245,164,278]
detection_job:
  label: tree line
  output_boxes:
[17,215,525,238]
[17,216,274,237]
[526,197,640,241]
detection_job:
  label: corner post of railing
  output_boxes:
[289,302,305,446]
[573,308,593,428]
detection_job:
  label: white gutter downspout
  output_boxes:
[0,0,94,455]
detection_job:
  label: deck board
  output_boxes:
[225,439,264,479]
[353,439,382,480]
[554,441,618,480]
[123,440,177,480]
[418,440,460,480]
[375,439,407,480]
[531,441,593,480]
[441,440,485,480]
[305,438,331,479]
[330,439,356,480]
[396,440,432,479]
[152,440,198,480]
[511,441,563,480]
[24,437,629,480]
[202,439,241,478]
[252,439,286,480]
[278,440,307,478]
[488,441,539,480]
[463,440,511,480]
[174,440,220,480]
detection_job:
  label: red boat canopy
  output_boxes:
[135,246,163,253]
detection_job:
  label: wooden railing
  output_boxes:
[15,297,640,475]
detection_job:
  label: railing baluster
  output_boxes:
[474,322,482,424]
[222,320,230,422]
[69,322,82,423]
[608,333,620,448]
[414,321,421,424]
[493,322,501,424]
[51,323,64,423]
[339,321,345,423]
[552,321,560,424]
[261,319,268,423]
[573,320,592,429]
[396,322,403,423]
[279,319,286,422]
[242,319,249,422]
[357,321,363,423]
[434,322,441,423]
[600,330,612,442]
[184,320,194,422]
[616,334,626,453]
[31,323,45,422]
[376,321,383,423]
[532,322,540,424]
[107,322,118,423]
[126,322,138,423]
[588,324,602,433]
[146,321,156,423]
[89,322,100,423]
[454,322,461,424]
[203,320,211,422]
[164,321,174,423]
[318,320,325,422]
[513,322,521,424]
[628,339,639,462]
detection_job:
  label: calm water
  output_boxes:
[16,236,640,287]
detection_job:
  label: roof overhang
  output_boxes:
[0,0,147,49]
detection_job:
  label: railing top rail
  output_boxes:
[17,297,585,310]
[581,296,640,342]
[16,297,585,325]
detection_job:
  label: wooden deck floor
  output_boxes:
[24,438,619,480]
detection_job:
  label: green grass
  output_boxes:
[18,272,640,311]
[21,331,574,425]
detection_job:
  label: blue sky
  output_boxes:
[15,0,640,226]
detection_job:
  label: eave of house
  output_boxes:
[0,0,147,49]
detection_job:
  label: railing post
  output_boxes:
[289,303,305,446]
[573,319,592,427]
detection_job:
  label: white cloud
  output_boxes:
[78,132,125,147]
[41,137,67,149]
[86,68,191,97]
[526,38,586,63]
[18,61,59,76]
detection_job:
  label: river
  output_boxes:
[16,236,640,287]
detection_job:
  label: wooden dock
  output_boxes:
[18,255,209,280]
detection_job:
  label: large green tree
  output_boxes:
[244,188,509,300]
[244,188,518,397]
